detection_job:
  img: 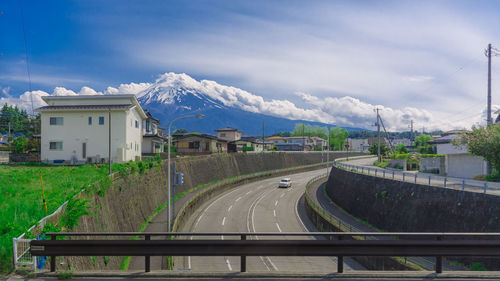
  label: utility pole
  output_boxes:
[485,43,500,125]
[108,109,111,175]
[262,121,264,152]
[376,108,381,163]
[409,120,413,144]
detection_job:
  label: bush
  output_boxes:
[60,198,91,230]
[242,146,254,152]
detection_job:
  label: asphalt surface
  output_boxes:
[174,169,363,272]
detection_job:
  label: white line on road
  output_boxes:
[228,205,232,212]
[274,200,278,207]
[246,191,252,195]
[222,217,226,226]
[273,209,276,217]
[225,258,233,271]
[276,223,282,232]
[236,196,242,202]
[280,193,285,198]
[247,188,279,271]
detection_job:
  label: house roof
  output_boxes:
[39,94,147,119]
[175,133,228,142]
[144,110,160,123]
[427,134,460,144]
[37,104,134,111]
[215,127,242,132]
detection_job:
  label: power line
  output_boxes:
[18,0,34,114]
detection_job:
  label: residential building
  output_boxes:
[265,136,287,144]
[391,138,412,147]
[428,130,487,179]
[37,94,146,164]
[142,110,166,155]
[346,138,370,151]
[312,137,327,150]
[174,133,227,154]
[284,136,314,151]
[229,136,274,152]
[215,127,242,142]
[275,143,303,151]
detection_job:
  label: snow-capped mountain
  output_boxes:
[135,73,364,135]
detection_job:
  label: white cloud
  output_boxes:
[105,82,152,96]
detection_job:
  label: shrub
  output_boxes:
[60,198,91,230]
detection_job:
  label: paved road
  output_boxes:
[174,169,362,272]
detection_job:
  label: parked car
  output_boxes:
[279,178,292,188]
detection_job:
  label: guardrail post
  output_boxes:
[444,178,447,188]
[337,235,344,273]
[402,173,405,182]
[392,171,394,180]
[50,234,56,272]
[240,234,247,272]
[145,235,150,272]
[414,174,417,184]
[383,170,385,178]
[484,182,487,194]
[462,179,465,191]
[428,176,431,186]
[436,236,442,273]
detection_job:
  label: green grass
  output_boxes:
[0,165,109,273]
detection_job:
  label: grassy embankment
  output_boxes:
[0,164,109,274]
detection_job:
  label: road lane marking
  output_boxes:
[222,217,226,226]
[276,223,282,232]
[228,205,232,212]
[225,258,233,271]
[246,191,252,195]
[280,193,285,198]
[273,209,276,217]
[248,188,279,271]
[189,185,247,270]
[236,196,242,202]
[274,200,278,207]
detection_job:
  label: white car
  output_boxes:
[279,178,292,188]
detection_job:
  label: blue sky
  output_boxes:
[1,0,500,130]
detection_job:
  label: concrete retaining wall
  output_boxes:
[326,165,500,269]
[419,157,445,175]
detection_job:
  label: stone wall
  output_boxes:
[326,166,500,233]
[326,165,500,269]
[9,152,40,163]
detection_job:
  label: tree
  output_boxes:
[12,136,28,153]
[329,127,349,150]
[173,128,188,135]
[414,134,433,154]
[368,143,390,156]
[395,143,408,154]
[455,124,500,174]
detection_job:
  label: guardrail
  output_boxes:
[334,161,500,195]
[32,232,500,273]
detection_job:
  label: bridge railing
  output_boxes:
[334,161,500,195]
[31,232,500,273]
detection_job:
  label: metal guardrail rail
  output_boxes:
[334,161,500,195]
[31,232,500,273]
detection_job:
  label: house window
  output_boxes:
[135,120,139,128]
[189,141,200,149]
[49,117,63,125]
[220,133,226,137]
[88,117,92,125]
[99,116,104,125]
[49,141,63,150]
[146,120,151,132]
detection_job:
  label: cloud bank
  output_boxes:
[3,72,490,132]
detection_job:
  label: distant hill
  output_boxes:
[136,73,366,135]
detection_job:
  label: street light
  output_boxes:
[167,114,204,232]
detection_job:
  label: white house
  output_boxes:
[142,110,166,155]
[428,130,487,179]
[37,94,147,164]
